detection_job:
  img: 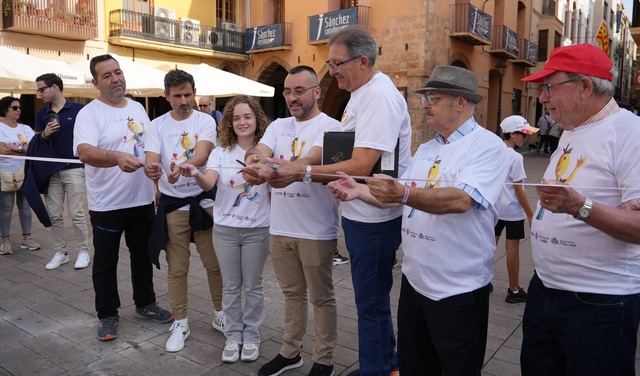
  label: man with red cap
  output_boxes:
[520,43,640,375]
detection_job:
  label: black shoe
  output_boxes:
[505,287,527,303]
[97,316,119,341]
[488,282,493,293]
[308,362,334,376]
[332,250,349,266]
[258,353,303,376]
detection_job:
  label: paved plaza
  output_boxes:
[0,150,638,375]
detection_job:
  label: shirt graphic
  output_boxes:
[407,155,441,218]
[123,116,146,157]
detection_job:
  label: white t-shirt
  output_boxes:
[208,144,270,228]
[0,123,34,173]
[145,110,216,209]
[401,126,509,301]
[340,71,412,223]
[74,99,155,211]
[259,113,340,240]
[531,109,640,295]
[496,147,527,221]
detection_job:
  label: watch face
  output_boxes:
[579,208,590,217]
[303,175,312,184]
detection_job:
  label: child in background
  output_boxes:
[495,115,538,303]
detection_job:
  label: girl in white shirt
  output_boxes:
[180,95,270,363]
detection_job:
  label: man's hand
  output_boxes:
[116,153,144,173]
[179,163,199,177]
[166,161,181,184]
[42,121,61,138]
[262,158,302,188]
[535,178,583,215]
[328,172,361,201]
[144,162,163,181]
[366,174,404,204]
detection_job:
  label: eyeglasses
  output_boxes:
[198,104,210,108]
[541,78,579,97]
[420,94,445,105]
[10,106,22,111]
[36,85,51,94]
[282,85,318,98]
[325,56,358,70]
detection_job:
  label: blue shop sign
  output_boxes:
[246,23,283,50]
[309,7,358,42]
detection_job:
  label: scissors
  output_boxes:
[236,159,277,171]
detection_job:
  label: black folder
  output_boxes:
[322,131,399,178]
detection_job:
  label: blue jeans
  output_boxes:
[521,272,640,376]
[343,216,401,376]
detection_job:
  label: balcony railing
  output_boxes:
[1,0,98,40]
[109,9,246,55]
[488,25,519,60]
[450,3,491,46]
[512,39,538,67]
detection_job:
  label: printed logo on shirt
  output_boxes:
[555,143,586,184]
[403,227,435,242]
[123,116,146,157]
[290,137,307,161]
[407,155,441,219]
[228,178,261,207]
[172,131,198,161]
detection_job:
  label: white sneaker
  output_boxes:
[241,342,260,362]
[74,252,91,269]
[0,238,11,255]
[165,319,190,352]
[45,252,69,270]
[222,342,240,363]
[212,310,226,334]
[20,237,40,251]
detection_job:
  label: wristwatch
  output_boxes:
[303,165,312,184]
[574,198,593,221]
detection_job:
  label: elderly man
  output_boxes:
[74,54,173,341]
[329,65,508,376]
[520,43,640,375]
[275,25,412,376]
[198,96,222,124]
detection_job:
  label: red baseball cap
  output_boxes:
[522,43,613,83]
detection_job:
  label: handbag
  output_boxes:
[0,168,25,192]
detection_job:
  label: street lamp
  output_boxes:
[495,59,508,136]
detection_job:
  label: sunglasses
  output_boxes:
[198,104,210,108]
[10,106,22,111]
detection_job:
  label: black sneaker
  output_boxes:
[309,362,334,376]
[258,353,303,376]
[333,250,349,266]
[97,316,119,341]
[505,287,527,303]
[134,302,174,323]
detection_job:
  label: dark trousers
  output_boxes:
[343,216,401,376]
[521,272,640,376]
[537,134,549,152]
[90,203,156,319]
[397,275,490,376]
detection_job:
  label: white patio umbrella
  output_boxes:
[0,46,86,92]
[67,53,167,98]
[186,63,274,98]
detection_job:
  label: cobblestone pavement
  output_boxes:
[0,151,638,375]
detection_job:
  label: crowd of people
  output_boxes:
[1,26,640,376]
